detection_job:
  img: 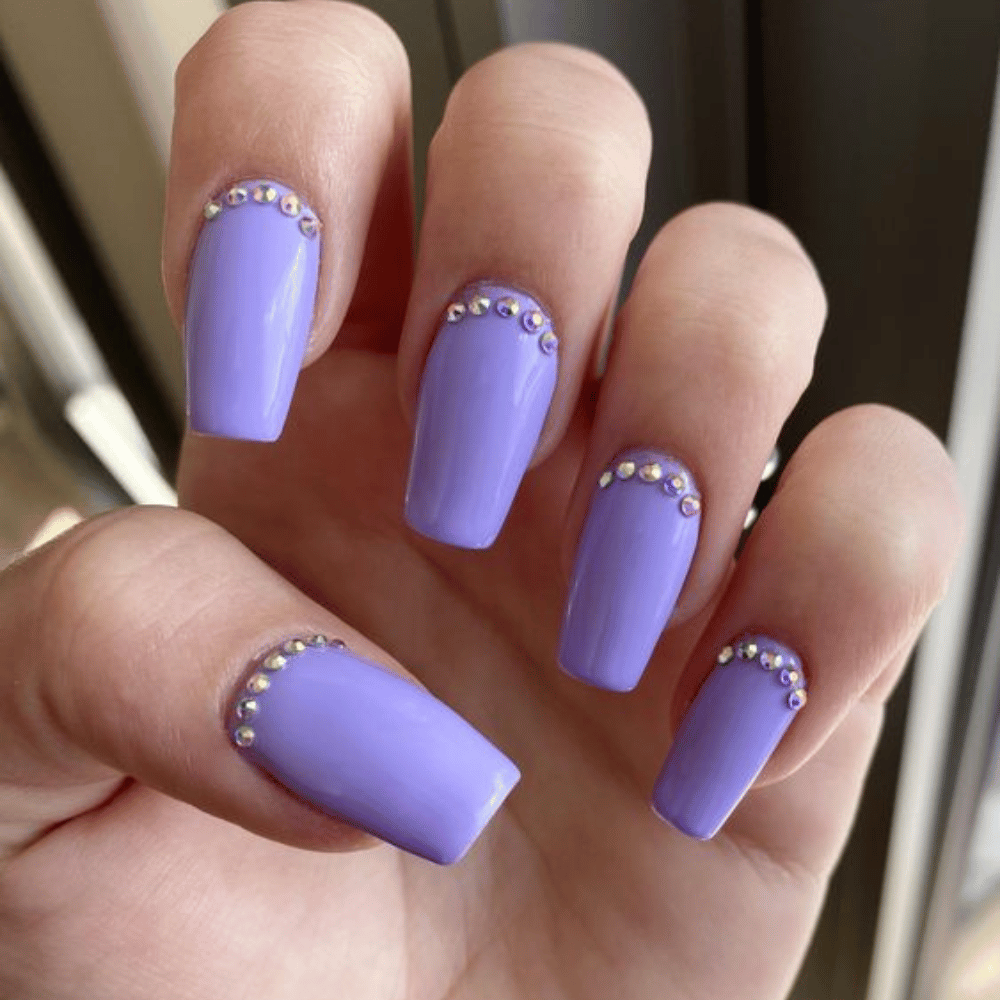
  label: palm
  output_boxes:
[0,347,877,999]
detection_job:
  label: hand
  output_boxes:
[0,3,962,998]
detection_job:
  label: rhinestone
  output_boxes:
[253,184,278,203]
[446,302,466,323]
[496,296,520,317]
[598,470,614,489]
[330,638,347,649]
[638,462,663,483]
[539,331,558,354]
[469,295,491,315]
[280,192,302,217]
[203,201,222,220]
[788,689,807,710]
[760,651,783,671]
[307,634,328,646]
[522,309,545,332]
[663,474,685,496]
[226,186,248,206]
[779,668,799,686]
[788,670,800,685]
[262,653,286,672]
[234,725,255,747]
[616,460,636,480]
[283,639,307,655]
[299,216,319,238]
[737,641,758,660]
[717,645,735,665]
[236,697,259,720]
[247,673,270,694]
[680,495,702,517]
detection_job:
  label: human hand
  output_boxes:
[0,4,962,998]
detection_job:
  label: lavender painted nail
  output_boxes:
[229,635,520,864]
[405,282,559,548]
[186,180,321,441]
[652,635,807,839]
[558,451,701,692]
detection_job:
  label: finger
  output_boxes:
[558,203,827,690]
[162,0,413,443]
[398,43,652,548]
[650,405,962,853]
[0,508,518,865]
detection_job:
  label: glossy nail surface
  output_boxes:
[652,635,807,840]
[558,451,701,691]
[405,282,559,549]
[186,180,321,441]
[230,636,520,864]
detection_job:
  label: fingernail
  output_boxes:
[405,282,559,549]
[186,181,322,441]
[652,635,808,839]
[558,451,702,691]
[229,635,520,864]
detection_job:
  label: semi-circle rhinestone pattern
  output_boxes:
[203,182,321,239]
[596,452,702,519]
[230,633,345,748]
[717,637,808,710]
[443,287,558,356]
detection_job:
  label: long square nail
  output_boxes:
[405,282,559,549]
[186,181,321,441]
[558,451,701,691]
[652,635,807,839]
[230,635,520,864]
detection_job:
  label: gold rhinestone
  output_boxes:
[236,697,258,720]
[283,639,307,655]
[788,670,800,684]
[717,645,735,664]
[469,295,491,315]
[680,495,702,517]
[203,201,222,220]
[598,470,614,489]
[299,216,319,238]
[446,302,466,323]
[616,460,636,480]
[226,186,248,206]
[496,295,520,317]
[247,673,270,693]
[262,653,286,672]
[523,309,544,332]
[253,184,278,203]
[234,725,255,747]
[790,688,808,709]
[280,192,302,217]
[737,641,758,660]
[639,462,663,483]
[760,651,783,670]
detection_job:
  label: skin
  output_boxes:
[0,3,963,998]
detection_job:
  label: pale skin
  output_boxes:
[0,3,963,998]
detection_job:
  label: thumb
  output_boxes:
[0,507,518,865]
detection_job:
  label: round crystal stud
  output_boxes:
[469,295,491,315]
[663,474,686,497]
[280,192,302,217]
[496,296,520,317]
[262,653,286,672]
[330,638,347,649]
[307,634,328,646]
[787,670,800,685]
[203,201,222,220]
[253,184,278,203]
[737,640,758,660]
[599,470,614,489]
[522,309,544,332]
[717,645,735,665]
[638,462,663,483]
[788,689,807,710]
[539,331,558,354]
[446,302,466,323]
[760,651,783,671]
[226,186,248,206]
[680,495,702,517]
[299,216,319,238]
[247,673,270,694]
[616,460,636,480]
[283,639,307,655]
[234,725,255,747]
[236,696,259,720]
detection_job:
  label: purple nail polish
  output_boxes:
[405,282,559,548]
[229,635,520,864]
[558,451,701,691]
[652,635,807,839]
[186,180,321,441]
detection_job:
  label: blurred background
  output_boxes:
[0,1,998,996]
